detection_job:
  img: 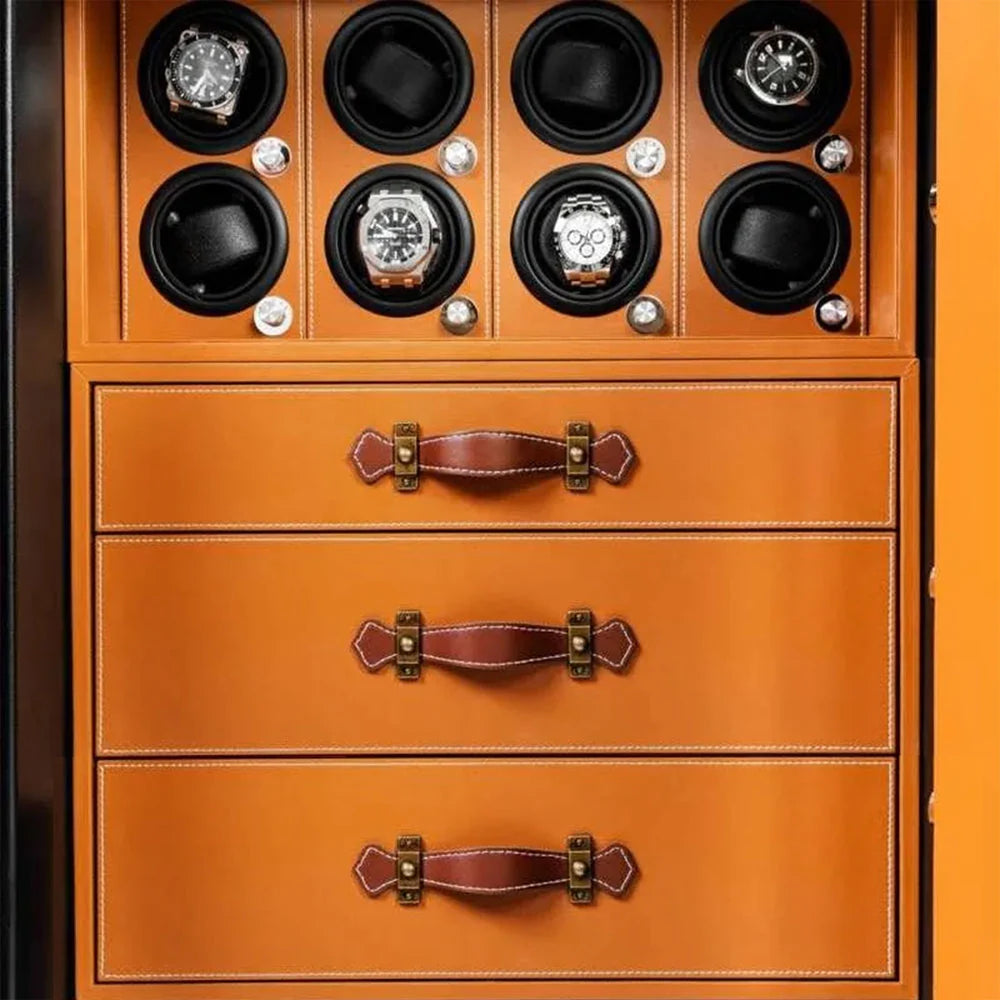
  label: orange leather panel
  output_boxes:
[679,0,865,338]
[95,532,896,755]
[120,1,304,342]
[307,1,490,340]
[93,380,897,530]
[493,1,674,340]
[97,758,895,982]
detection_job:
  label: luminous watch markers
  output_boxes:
[742,28,819,107]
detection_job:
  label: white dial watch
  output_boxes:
[166,28,250,124]
[358,188,442,289]
[552,193,628,287]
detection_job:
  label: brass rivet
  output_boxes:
[571,635,588,653]
[399,636,416,654]
[396,445,414,464]
[399,860,417,879]
[571,860,589,878]
[568,445,586,465]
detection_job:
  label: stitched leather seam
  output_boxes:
[422,877,565,894]
[351,621,395,670]
[590,431,635,483]
[97,969,896,980]
[352,846,396,895]
[119,2,129,341]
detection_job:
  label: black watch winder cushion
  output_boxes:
[325,2,473,155]
[140,164,288,317]
[138,0,287,155]
[512,1,661,154]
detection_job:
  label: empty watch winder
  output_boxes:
[140,163,289,316]
[510,0,662,154]
[138,0,288,154]
[326,165,474,318]
[324,1,474,155]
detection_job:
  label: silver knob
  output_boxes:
[399,860,417,879]
[440,296,478,335]
[814,134,853,174]
[814,294,854,332]
[251,136,292,178]
[252,296,293,337]
[398,635,417,655]
[625,137,667,179]
[571,860,589,878]
[438,136,478,177]
[626,295,666,335]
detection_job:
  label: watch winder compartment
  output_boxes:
[118,0,303,341]
[496,0,674,339]
[308,1,488,339]
[682,0,913,340]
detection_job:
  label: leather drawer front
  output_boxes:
[97,758,895,982]
[95,533,896,755]
[94,382,897,530]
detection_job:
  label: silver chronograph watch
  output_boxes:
[552,193,628,287]
[358,188,443,289]
[738,26,820,107]
[166,28,250,124]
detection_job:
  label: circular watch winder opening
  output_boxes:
[511,164,660,317]
[698,0,851,153]
[325,2,474,155]
[511,1,661,155]
[325,165,474,318]
[138,0,287,155]
[140,163,289,316]
[698,161,850,315]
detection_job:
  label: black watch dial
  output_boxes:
[743,28,819,106]
[169,32,243,109]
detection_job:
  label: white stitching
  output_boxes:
[352,846,396,895]
[593,621,635,669]
[590,431,635,482]
[349,429,392,481]
[119,1,129,341]
[351,621,395,670]
[423,877,565,895]
[592,844,636,893]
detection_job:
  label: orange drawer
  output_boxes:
[93,381,897,530]
[96,758,895,983]
[95,533,896,755]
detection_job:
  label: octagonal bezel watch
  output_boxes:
[165,27,250,124]
[552,193,629,287]
[357,187,443,290]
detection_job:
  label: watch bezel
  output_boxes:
[166,28,248,113]
[742,27,820,107]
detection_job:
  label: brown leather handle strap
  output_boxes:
[354,839,638,902]
[349,426,636,485]
[352,616,638,674]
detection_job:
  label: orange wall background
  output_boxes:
[934,2,1000,997]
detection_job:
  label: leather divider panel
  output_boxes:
[94,381,897,530]
[120,1,304,341]
[494,1,675,340]
[95,533,895,755]
[680,0,865,338]
[96,758,895,982]
[306,1,490,340]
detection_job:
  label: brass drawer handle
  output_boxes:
[349,421,637,492]
[354,834,639,906]
[352,609,638,680]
